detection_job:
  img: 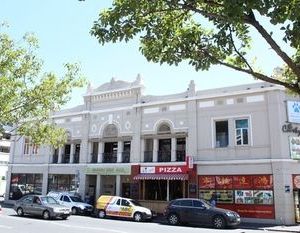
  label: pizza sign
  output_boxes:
[140,165,188,174]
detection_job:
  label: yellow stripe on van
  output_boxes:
[96,195,114,210]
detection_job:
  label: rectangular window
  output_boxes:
[24,138,31,155]
[9,173,43,200]
[23,138,39,155]
[215,121,228,147]
[235,119,249,145]
[47,174,75,193]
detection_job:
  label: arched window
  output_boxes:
[103,124,118,138]
[158,123,171,134]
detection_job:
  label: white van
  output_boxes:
[96,195,152,222]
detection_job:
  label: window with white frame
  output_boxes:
[24,138,31,155]
[23,138,39,155]
[215,121,229,148]
[235,119,249,145]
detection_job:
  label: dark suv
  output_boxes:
[164,198,240,229]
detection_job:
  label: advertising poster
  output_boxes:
[289,137,300,160]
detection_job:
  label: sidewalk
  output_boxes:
[239,222,300,233]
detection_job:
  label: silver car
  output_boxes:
[13,195,71,220]
[48,191,93,215]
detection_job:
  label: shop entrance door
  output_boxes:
[294,190,300,223]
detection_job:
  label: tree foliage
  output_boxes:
[91,0,300,94]
[0,31,85,147]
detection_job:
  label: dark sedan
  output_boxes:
[13,195,71,220]
[164,198,240,229]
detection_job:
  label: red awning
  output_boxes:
[133,173,188,180]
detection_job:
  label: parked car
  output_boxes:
[13,195,71,220]
[164,198,240,229]
[95,195,152,222]
[47,191,93,215]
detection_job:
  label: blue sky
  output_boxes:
[1,0,291,108]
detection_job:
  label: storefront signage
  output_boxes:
[218,204,275,219]
[289,137,300,160]
[199,175,273,189]
[287,101,300,124]
[282,123,300,136]
[293,175,300,189]
[140,165,187,174]
[252,175,273,189]
[140,166,155,174]
[215,176,233,189]
[233,176,252,189]
[85,166,131,175]
[199,176,215,189]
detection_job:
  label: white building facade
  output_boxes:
[0,129,10,198]
[5,76,300,224]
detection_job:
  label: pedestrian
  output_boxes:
[210,192,217,207]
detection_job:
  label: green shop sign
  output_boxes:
[85,166,131,175]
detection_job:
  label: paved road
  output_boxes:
[0,207,269,233]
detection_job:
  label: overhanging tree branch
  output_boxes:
[228,26,254,72]
[244,10,300,80]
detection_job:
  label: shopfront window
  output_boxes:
[253,190,273,204]
[145,180,167,201]
[169,180,184,200]
[9,173,43,200]
[47,174,75,193]
[198,175,275,219]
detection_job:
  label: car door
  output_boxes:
[60,195,72,208]
[191,200,211,225]
[21,196,34,214]
[176,199,193,223]
[120,199,132,218]
[31,196,44,216]
[106,198,121,217]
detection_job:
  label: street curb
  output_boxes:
[263,229,300,233]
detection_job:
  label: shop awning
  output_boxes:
[133,173,188,180]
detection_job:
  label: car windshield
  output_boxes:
[41,196,59,204]
[130,199,142,206]
[70,196,83,202]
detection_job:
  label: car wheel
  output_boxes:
[133,212,143,222]
[98,210,106,218]
[42,210,51,220]
[16,207,24,216]
[71,207,78,215]
[168,213,180,225]
[213,215,226,229]
[62,216,68,220]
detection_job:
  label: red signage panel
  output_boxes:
[217,204,275,219]
[155,165,188,174]
[215,176,233,189]
[253,175,273,189]
[233,176,252,189]
[199,176,215,189]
